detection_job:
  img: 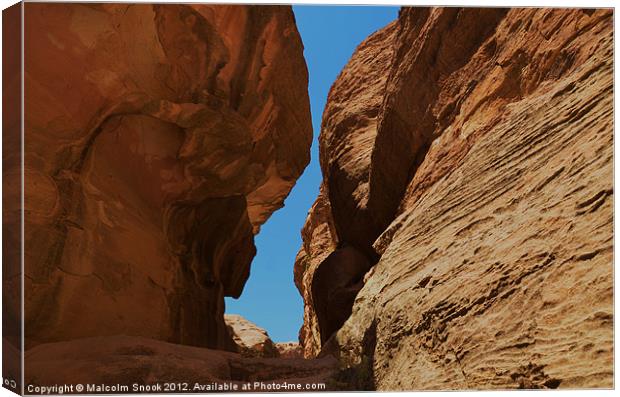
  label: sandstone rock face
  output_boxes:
[225,314,279,358]
[296,7,613,390]
[22,3,311,350]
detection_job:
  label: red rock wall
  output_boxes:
[21,3,312,350]
[296,7,613,389]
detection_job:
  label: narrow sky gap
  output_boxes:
[225,5,399,342]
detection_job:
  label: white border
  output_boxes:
[6,0,620,7]
[0,1,617,397]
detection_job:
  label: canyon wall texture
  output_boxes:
[295,7,613,389]
[22,3,312,350]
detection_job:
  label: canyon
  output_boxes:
[8,3,613,392]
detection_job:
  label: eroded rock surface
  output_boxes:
[21,3,312,350]
[296,7,613,390]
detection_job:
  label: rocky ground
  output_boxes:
[24,316,334,392]
[24,335,337,392]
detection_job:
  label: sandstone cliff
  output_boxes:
[21,3,312,350]
[296,7,613,389]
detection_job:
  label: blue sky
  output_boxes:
[225,5,398,342]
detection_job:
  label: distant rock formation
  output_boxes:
[275,342,303,359]
[224,314,303,359]
[225,314,279,358]
[21,3,312,350]
[295,7,613,389]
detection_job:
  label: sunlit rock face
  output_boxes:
[296,7,613,389]
[22,3,312,350]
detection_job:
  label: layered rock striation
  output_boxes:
[22,3,312,350]
[296,7,613,390]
